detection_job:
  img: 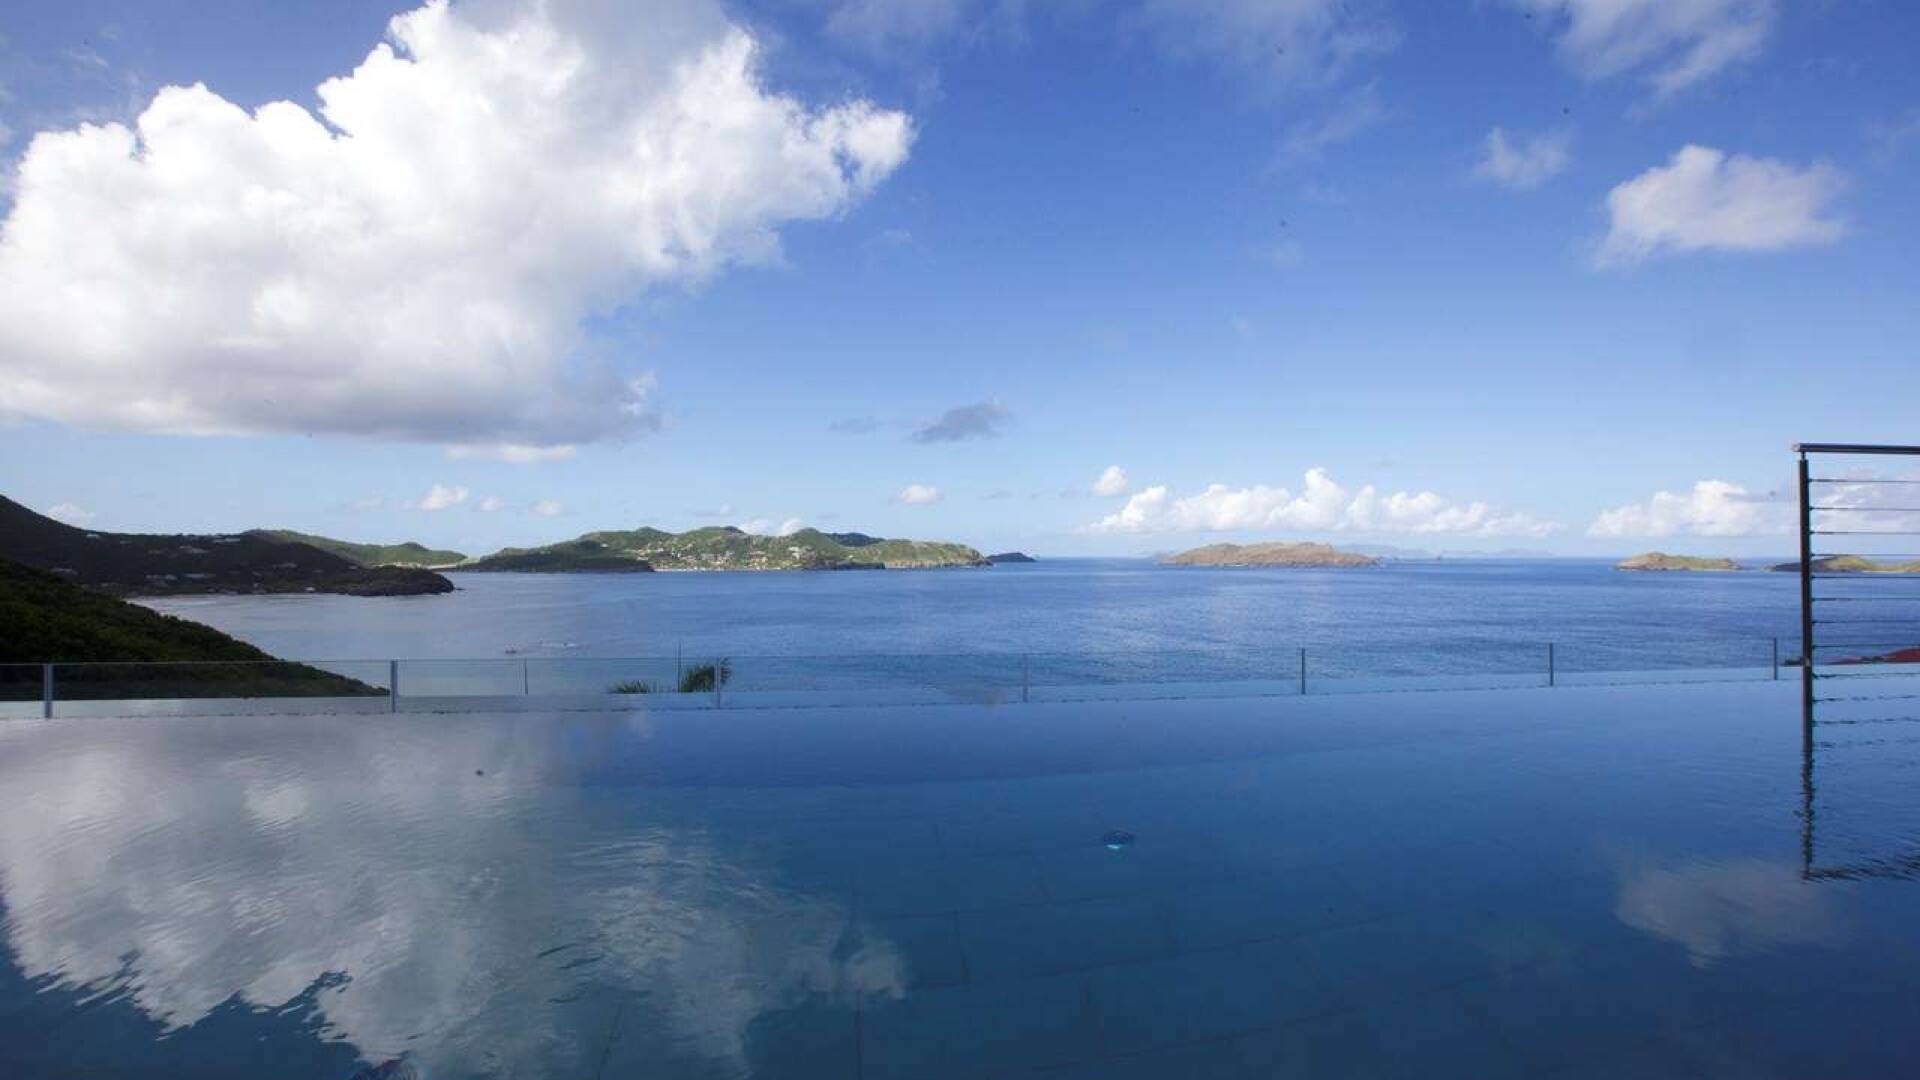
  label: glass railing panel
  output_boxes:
[1552,638,1778,686]
[1303,641,1549,694]
[48,660,391,704]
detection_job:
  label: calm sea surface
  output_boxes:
[139,558,1805,680]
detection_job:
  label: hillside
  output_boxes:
[987,552,1037,563]
[0,496,453,596]
[0,557,380,699]
[248,529,465,568]
[1160,542,1380,568]
[465,525,989,571]
[1770,555,1920,574]
[1616,552,1743,572]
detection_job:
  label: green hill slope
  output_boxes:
[0,496,453,596]
[0,557,379,699]
[248,530,466,568]
[466,525,988,571]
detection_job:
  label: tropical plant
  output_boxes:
[678,659,732,693]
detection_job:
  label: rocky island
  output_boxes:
[0,496,454,596]
[1160,542,1380,568]
[464,526,990,572]
[1770,555,1920,574]
[1616,552,1743,572]
[987,552,1037,564]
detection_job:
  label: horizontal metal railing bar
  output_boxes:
[1796,443,1920,456]
[1812,506,1920,512]
[1797,443,1920,456]
[1812,573,1920,580]
[1813,596,1920,602]
[1811,530,1920,537]
[1809,478,1920,485]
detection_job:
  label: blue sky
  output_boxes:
[0,0,1916,557]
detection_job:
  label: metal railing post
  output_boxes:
[1547,643,1555,688]
[1021,653,1030,703]
[1772,637,1780,681]
[1298,648,1307,695]
[42,663,53,719]
[389,659,400,713]
[1797,451,1815,715]
[522,658,530,696]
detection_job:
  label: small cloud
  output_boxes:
[911,401,1009,443]
[1259,240,1305,269]
[446,443,578,464]
[415,483,470,511]
[1588,480,1783,537]
[893,483,942,505]
[776,517,806,536]
[1474,127,1572,190]
[46,502,95,526]
[475,495,505,513]
[531,499,564,517]
[1087,468,1561,538]
[1091,465,1130,497]
[1278,85,1386,164]
[1511,0,1774,96]
[1596,146,1846,267]
[829,416,880,435]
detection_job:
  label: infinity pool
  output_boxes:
[2,681,1917,1078]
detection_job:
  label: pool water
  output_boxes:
[2,681,1917,1078]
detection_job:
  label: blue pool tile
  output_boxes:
[1356,991,1529,1080]
[1232,1009,1394,1078]
[870,914,970,989]
[958,895,1174,980]
[861,973,1103,1078]
[1165,867,1383,952]
[855,852,1047,918]
[1450,963,1675,1071]
[1089,941,1335,1056]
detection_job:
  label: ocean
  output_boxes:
[136,558,1807,692]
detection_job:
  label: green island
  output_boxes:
[0,557,381,700]
[464,526,989,572]
[248,529,467,568]
[1769,555,1920,574]
[1615,552,1743,572]
[0,496,453,597]
[1160,542,1380,568]
[987,552,1037,564]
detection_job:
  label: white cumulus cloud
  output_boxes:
[1475,127,1571,190]
[1597,146,1846,267]
[415,483,470,511]
[1588,480,1781,537]
[0,0,913,450]
[1512,0,1774,95]
[475,494,506,513]
[1091,465,1130,497]
[893,483,941,505]
[532,499,564,517]
[1088,468,1560,537]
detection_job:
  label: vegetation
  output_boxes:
[0,557,381,700]
[607,659,732,695]
[987,551,1037,563]
[1161,542,1380,568]
[1616,552,1743,572]
[468,525,987,572]
[248,530,465,568]
[0,495,453,596]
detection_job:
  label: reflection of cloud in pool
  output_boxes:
[1611,854,1843,967]
[0,715,901,1075]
